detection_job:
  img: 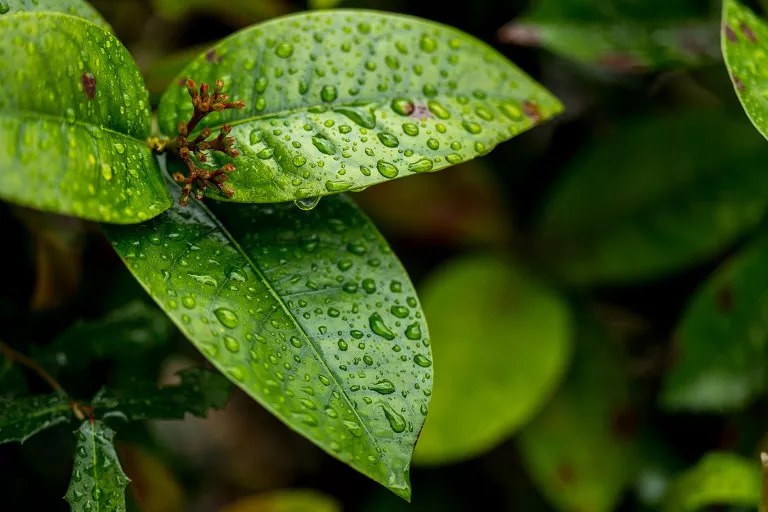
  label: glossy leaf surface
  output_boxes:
[0,392,72,444]
[413,256,572,465]
[157,10,562,203]
[103,176,432,499]
[0,13,171,223]
[65,420,129,512]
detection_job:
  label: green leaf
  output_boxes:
[0,12,172,223]
[662,452,761,512]
[102,172,432,500]
[412,255,572,466]
[518,319,638,512]
[219,489,341,512]
[662,234,768,412]
[0,392,72,444]
[536,109,768,285]
[157,10,562,203]
[65,420,130,512]
[92,368,232,421]
[1,0,111,30]
[722,0,768,142]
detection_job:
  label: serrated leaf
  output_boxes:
[92,368,232,421]
[536,109,768,285]
[157,10,562,204]
[0,392,72,444]
[65,420,129,512]
[1,0,111,29]
[662,234,768,412]
[413,255,572,466]
[723,0,768,142]
[102,171,432,500]
[0,12,172,223]
[662,452,760,512]
[518,319,638,512]
[219,489,341,512]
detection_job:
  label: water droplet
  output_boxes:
[402,122,419,136]
[391,98,415,116]
[321,85,338,102]
[114,143,125,154]
[371,379,395,394]
[223,335,241,353]
[408,158,434,173]
[290,336,304,348]
[338,339,349,351]
[0,1,9,14]
[376,160,398,178]
[427,100,451,119]
[381,403,406,433]
[414,354,432,367]
[214,308,239,328]
[275,41,294,58]
[257,148,274,159]
[335,106,376,129]
[405,322,422,340]
[377,132,400,148]
[294,196,321,210]
[462,121,482,134]
[312,135,336,155]
[293,155,307,167]
[369,313,395,340]
[420,34,438,53]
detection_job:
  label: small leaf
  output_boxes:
[157,10,562,203]
[103,171,432,500]
[92,368,232,421]
[662,452,761,512]
[413,256,572,465]
[723,0,768,141]
[662,234,768,412]
[0,392,72,444]
[65,420,130,512]
[219,489,341,512]
[518,318,638,512]
[0,13,172,223]
[1,0,111,29]
[536,109,768,285]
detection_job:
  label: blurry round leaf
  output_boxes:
[414,256,572,465]
[219,490,340,512]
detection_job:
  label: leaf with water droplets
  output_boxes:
[536,109,768,286]
[157,10,562,203]
[0,13,172,223]
[0,392,72,444]
[0,0,111,30]
[102,171,432,500]
[92,368,232,421]
[662,452,761,512]
[65,420,130,512]
[413,256,572,465]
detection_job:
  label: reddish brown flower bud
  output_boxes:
[214,80,224,95]
[221,124,232,135]
[177,121,188,137]
[186,79,198,98]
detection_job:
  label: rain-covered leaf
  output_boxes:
[0,12,172,223]
[157,10,562,204]
[219,489,341,512]
[0,392,72,444]
[413,256,572,465]
[536,109,768,286]
[0,0,111,29]
[103,172,432,500]
[518,319,638,512]
[662,234,768,412]
[150,0,289,25]
[662,452,760,512]
[65,420,129,512]
[92,368,232,421]
[722,0,768,142]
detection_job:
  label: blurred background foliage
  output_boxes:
[5,0,768,510]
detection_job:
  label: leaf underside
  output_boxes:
[0,12,171,223]
[103,172,432,499]
[157,10,562,203]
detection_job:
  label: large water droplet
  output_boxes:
[321,85,338,102]
[214,307,239,328]
[294,196,321,210]
[371,379,395,394]
[381,403,406,433]
[275,41,294,58]
[369,313,395,340]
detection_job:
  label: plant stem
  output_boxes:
[0,340,62,392]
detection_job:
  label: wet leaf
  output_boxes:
[0,392,72,444]
[536,109,768,285]
[1,0,111,29]
[219,489,341,512]
[518,319,638,512]
[413,256,572,465]
[92,368,232,421]
[65,420,130,512]
[157,10,562,203]
[0,13,172,223]
[662,234,768,412]
[662,452,760,512]
[102,172,432,500]
[723,0,768,142]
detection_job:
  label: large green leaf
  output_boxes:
[102,172,432,499]
[65,420,130,512]
[662,452,761,512]
[157,10,562,203]
[1,0,110,29]
[0,12,172,223]
[723,0,768,142]
[662,234,768,412]
[0,392,72,444]
[536,109,768,286]
[412,255,572,466]
[518,319,638,512]
[92,368,232,421]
